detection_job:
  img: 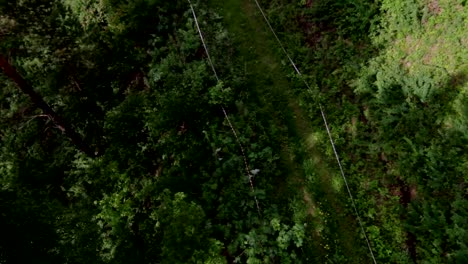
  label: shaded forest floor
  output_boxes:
[208,0,372,262]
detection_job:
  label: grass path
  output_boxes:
[206,0,373,262]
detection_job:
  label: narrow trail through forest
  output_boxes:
[208,0,373,262]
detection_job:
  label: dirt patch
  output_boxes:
[297,0,336,48]
[302,189,316,216]
[297,16,336,47]
[428,0,442,15]
[389,178,418,205]
[400,35,450,70]
[385,175,418,261]
[423,41,444,64]
[396,178,418,262]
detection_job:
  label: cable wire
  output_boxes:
[251,0,377,262]
[188,0,261,215]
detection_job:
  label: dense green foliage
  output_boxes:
[259,0,467,262]
[0,0,466,263]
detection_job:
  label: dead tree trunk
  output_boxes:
[0,55,96,157]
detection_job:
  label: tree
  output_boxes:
[0,55,95,157]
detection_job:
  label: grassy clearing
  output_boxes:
[206,0,374,262]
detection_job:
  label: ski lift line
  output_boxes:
[188,0,219,81]
[251,0,377,263]
[320,105,377,264]
[221,106,260,208]
[188,0,261,215]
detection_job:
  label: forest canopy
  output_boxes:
[0,0,466,263]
